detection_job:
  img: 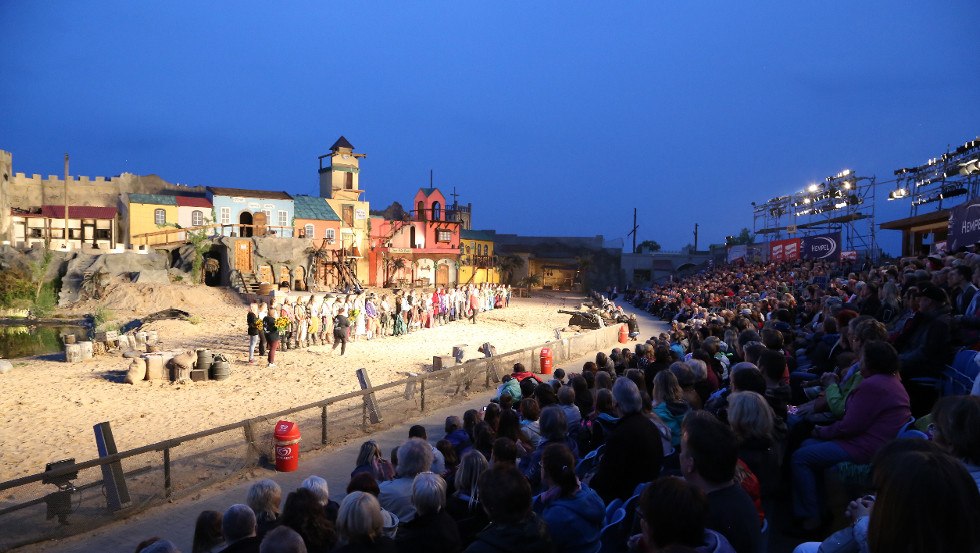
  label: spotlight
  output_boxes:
[807,183,821,193]
[960,158,980,176]
[888,188,909,200]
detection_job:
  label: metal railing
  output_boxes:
[0,324,623,551]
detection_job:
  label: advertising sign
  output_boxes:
[770,238,800,263]
[947,199,980,251]
[727,245,747,263]
[800,232,841,260]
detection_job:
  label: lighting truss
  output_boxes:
[893,137,980,216]
[752,168,878,259]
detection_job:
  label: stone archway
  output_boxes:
[239,211,253,237]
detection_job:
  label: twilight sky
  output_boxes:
[1,1,978,254]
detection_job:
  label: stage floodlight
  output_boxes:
[808,183,820,193]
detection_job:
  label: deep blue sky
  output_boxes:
[2,1,978,254]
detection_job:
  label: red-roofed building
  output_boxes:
[174,196,213,229]
[10,204,118,250]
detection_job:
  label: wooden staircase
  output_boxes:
[237,272,262,295]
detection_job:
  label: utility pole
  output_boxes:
[627,208,639,253]
[64,153,70,250]
[693,223,699,252]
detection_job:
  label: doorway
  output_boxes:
[235,240,253,274]
[239,211,254,237]
[436,264,449,286]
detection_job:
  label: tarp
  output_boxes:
[947,199,980,251]
[800,232,841,260]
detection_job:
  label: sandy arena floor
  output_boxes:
[0,284,587,481]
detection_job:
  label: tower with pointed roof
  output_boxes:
[318,136,366,200]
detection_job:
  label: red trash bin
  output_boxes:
[540,347,553,375]
[273,420,301,472]
[618,324,628,344]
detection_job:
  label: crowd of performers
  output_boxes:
[245,284,513,366]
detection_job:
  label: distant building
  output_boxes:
[207,187,294,238]
[493,234,622,291]
[318,136,371,281]
[459,229,499,284]
[368,186,462,287]
[10,205,118,251]
[293,194,342,248]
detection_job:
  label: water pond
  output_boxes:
[0,322,90,359]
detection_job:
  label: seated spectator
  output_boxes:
[930,395,980,489]
[396,472,461,553]
[866,444,980,553]
[193,509,224,553]
[520,398,543,448]
[346,473,399,539]
[409,424,446,475]
[443,416,472,458]
[570,375,594,417]
[446,450,490,548]
[681,411,761,553]
[670,361,703,409]
[246,480,281,541]
[557,385,583,429]
[220,504,262,553]
[521,405,578,490]
[464,466,552,553]
[591,377,665,502]
[490,437,518,469]
[379,438,434,524]
[280,487,337,553]
[791,340,910,533]
[728,391,780,500]
[629,477,735,553]
[578,387,619,454]
[651,369,691,449]
[351,441,395,483]
[259,526,307,553]
[334,492,397,553]
[301,475,340,523]
[495,374,521,402]
[435,439,459,487]
[496,409,533,458]
[472,422,495,461]
[532,443,605,553]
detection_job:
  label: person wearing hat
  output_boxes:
[896,284,953,390]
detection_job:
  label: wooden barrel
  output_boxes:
[210,359,231,381]
[63,334,77,345]
[79,341,94,360]
[196,349,213,373]
[65,344,82,363]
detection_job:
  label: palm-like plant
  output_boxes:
[518,273,542,288]
[80,268,109,300]
[496,254,524,285]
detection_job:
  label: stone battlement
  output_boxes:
[13,172,114,186]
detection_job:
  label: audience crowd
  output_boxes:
[137,254,980,553]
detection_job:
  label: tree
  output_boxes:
[495,254,525,285]
[726,228,755,246]
[518,273,542,288]
[636,240,661,253]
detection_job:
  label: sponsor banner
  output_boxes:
[801,232,841,260]
[947,199,980,251]
[841,250,858,261]
[727,245,747,263]
[770,238,800,263]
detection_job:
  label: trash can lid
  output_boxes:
[540,347,551,355]
[274,420,300,440]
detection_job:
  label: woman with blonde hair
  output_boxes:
[651,369,690,449]
[351,440,395,482]
[334,491,394,552]
[446,450,490,547]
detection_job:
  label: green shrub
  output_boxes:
[188,314,202,325]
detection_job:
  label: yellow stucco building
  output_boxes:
[124,193,179,246]
[319,136,371,282]
[458,229,499,285]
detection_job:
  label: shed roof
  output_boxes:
[207,187,292,200]
[419,187,440,197]
[293,195,341,221]
[129,193,178,206]
[41,205,118,219]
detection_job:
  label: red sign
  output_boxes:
[841,250,858,261]
[770,238,801,262]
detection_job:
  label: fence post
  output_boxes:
[420,379,426,412]
[163,448,172,499]
[321,405,328,445]
[356,368,383,424]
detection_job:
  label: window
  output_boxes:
[342,206,354,227]
[304,224,315,239]
[264,210,273,225]
[483,244,489,255]
[278,210,288,228]
[432,201,441,221]
[30,228,43,238]
[191,210,204,226]
[466,245,471,254]
[95,228,111,240]
[154,208,166,226]
[437,230,451,243]
[345,172,354,190]
[220,207,231,225]
[417,201,425,220]
[326,228,336,242]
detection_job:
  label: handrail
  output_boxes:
[132,223,296,245]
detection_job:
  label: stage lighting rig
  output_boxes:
[893,136,980,216]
